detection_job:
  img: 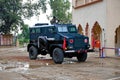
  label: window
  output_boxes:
[36,28,41,33]
[68,26,77,33]
[30,29,35,34]
[75,0,84,7]
[75,0,102,9]
[85,0,98,3]
[48,28,55,33]
[58,26,68,32]
[85,0,90,3]
[57,26,77,33]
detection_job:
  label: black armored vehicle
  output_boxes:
[27,23,90,64]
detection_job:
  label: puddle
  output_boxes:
[63,58,77,64]
[0,61,53,73]
[0,62,29,73]
[29,63,50,69]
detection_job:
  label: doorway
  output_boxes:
[91,22,102,49]
[115,26,120,48]
[78,24,83,35]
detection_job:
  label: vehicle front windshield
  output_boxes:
[58,26,77,33]
[68,26,77,33]
[58,26,68,32]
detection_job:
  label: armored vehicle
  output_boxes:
[27,23,90,64]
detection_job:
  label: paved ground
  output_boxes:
[0,47,120,80]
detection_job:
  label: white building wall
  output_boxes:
[106,0,120,47]
[72,0,107,47]
[72,0,107,29]
[105,0,120,55]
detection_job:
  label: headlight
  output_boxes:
[84,39,88,43]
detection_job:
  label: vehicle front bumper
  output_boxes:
[64,49,87,53]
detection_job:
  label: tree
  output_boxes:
[49,0,71,24]
[0,0,47,34]
[17,24,29,44]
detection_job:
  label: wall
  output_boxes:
[0,34,13,46]
[104,0,120,55]
[72,0,107,48]
[106,0,120,47]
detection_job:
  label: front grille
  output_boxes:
[74,38,85,49]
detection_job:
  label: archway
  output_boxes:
[91,21,102,49]
[85,23,89,36]
[115,26,120,48]
[78,24,83,35]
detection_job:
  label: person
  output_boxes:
[50,16,57,24]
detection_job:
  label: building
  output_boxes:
[72,0,120,55]
[0,34,15,46]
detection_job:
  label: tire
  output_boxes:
[39,37,47,50]
[29,46,38,60]
[53,48,64,64]
[77,52,87,62]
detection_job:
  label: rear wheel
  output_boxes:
[29,46,38,60]
[53,48,64,64]
[77,52,87,62]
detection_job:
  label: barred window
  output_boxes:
[75,0,102,9]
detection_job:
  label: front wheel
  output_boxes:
[29,46,38,60]
[77,52,87,62]
[52,48,64,64]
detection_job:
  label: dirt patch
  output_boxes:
[0,47,120,80]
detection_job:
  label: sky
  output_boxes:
[24,0,72,27]
[24,10,51,27]
[24,3,51,27]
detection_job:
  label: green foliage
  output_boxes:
[17,24,29,45]
[49,0,72,23]
[0,0,47,34]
